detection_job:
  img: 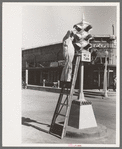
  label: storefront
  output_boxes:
[22,63,116,90]
[83,64,116,89]
[23,65,63,87]
[22,35,116,90]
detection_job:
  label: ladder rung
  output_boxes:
[60,103,68,106]
[60,92,69,95]
[56,113,66,117]
[55,122,64,126]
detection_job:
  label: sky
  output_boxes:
[22,3,117,49]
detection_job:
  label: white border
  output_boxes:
[2,2,120,147]
[15,2,119,6]
[116,2,120,147]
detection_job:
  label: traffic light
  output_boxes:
[73,21,92,52]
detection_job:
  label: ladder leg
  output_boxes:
[61,56,81,138]
[49,87,65,132]
[49,82,67,131]
[50,56,81,139]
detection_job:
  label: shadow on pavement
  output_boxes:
[22,117,50,133]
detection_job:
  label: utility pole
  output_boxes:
[103,50,108,97]
[112,24,114,35]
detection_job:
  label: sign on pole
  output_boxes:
[81,51,91,62]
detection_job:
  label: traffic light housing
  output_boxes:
[73,21,92,52]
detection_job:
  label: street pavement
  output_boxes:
[22,89,117,146]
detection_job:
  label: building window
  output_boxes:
[102,58,105,63]
[101,57,109,64]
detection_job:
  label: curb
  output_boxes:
[26,85,116,98]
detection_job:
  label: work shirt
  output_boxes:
[60,31,75,82]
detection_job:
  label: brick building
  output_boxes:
[22,35,116,89]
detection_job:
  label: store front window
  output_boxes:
[93,70,104,89]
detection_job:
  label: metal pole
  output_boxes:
[43,79,45,87]
[26,69,28,86]
[58,80,60,88]
[78,61,85,101]
[98,70,100,90]
[103,52,108,97]
[112,24,114,35]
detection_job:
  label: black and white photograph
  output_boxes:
[2,2,120,147]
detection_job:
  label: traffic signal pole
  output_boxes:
[78,61,85,101]
[68,15,97,130]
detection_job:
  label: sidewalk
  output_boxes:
[26,84,116,99]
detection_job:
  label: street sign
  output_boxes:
[81,51,91,62]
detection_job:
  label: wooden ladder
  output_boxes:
[49,55,81,139]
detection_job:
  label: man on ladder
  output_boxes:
[60,30,75,83]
